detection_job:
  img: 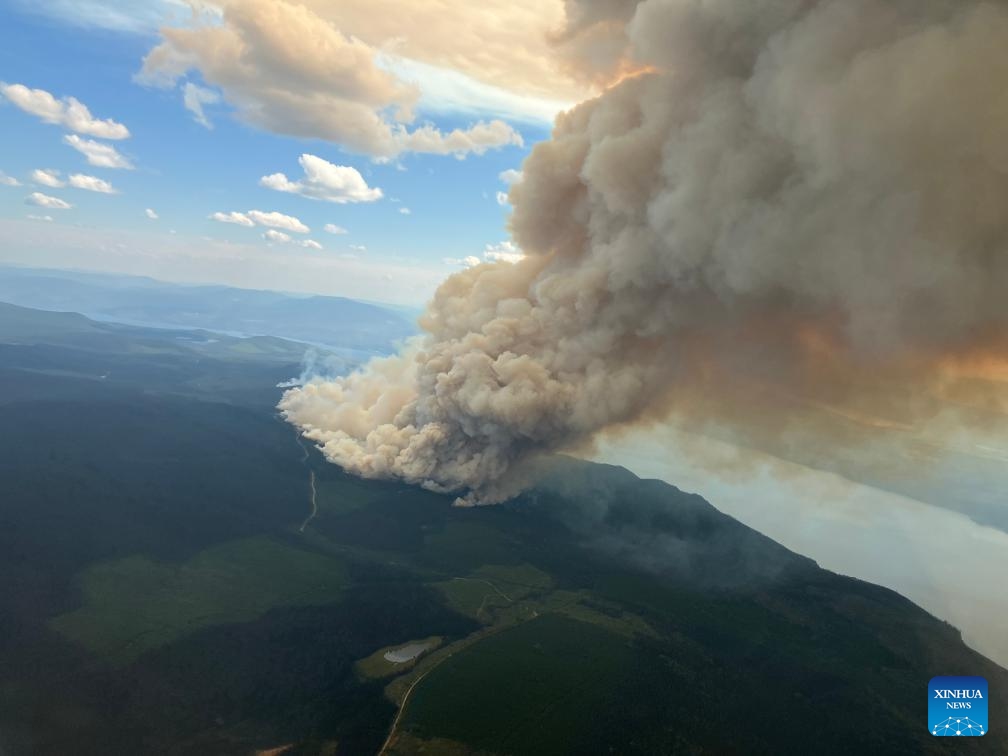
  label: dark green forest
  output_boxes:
[0,303,1004,755]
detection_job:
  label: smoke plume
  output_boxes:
[281,0,1008,504]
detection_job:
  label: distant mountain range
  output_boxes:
[0,266,418,355]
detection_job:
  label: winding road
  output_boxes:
[293,434,317,534]
[378,650,456,756]
[378,577,516,753]
[298,470,318,533]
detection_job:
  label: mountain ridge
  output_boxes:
[0,265,417,353]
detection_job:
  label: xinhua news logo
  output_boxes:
[929,676,987,737]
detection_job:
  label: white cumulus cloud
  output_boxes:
[31,169,65,188]
[1,83,130,139]
[446,241,524,268]
[211,209,309,233]
[145,208,159,220]
[399,120,523,158]
[210,211,255,227]
[246,210,309,233]
[262,229,292,244]
[399,207,411,215]
[26,214,53,222]
[26,191,72,209]
[68,174,117,194]
[262,229,324,249]
[260,154,382,204]
[499,169,523,185]
[324,223,348,235]
[0,172,21,187]
[496,168,522,205]
[482,240,524,264]
[63,134,134,169]
[444,255,483,268]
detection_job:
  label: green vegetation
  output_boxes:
[50,537,348,664]
[471,563,553,593]
[0,302,100,341]
[433,563,551,621]
[431,563,652,638]
[421,523,524,571]
[355,636,443,680]
[393,616,636,756]
[313,474,390,517]
[434,577,511,621]
[1,302,1006,756]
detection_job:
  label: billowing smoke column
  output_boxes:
[281,0,1008,504]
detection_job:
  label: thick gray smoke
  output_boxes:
[281,0,1008,504]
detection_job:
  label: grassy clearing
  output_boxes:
[433,577,508,621]
[355,636,443,680]
[430,563,651,639]
[432,563,553,621]
[50,536,347,665]
[470,563,552,593]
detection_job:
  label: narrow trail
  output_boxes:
[298,469,318,533]
[451,576,513,602]
[293,433,317,534]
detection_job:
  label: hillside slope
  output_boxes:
[0,304,1002,755]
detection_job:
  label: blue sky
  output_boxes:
[0,1,561,304]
